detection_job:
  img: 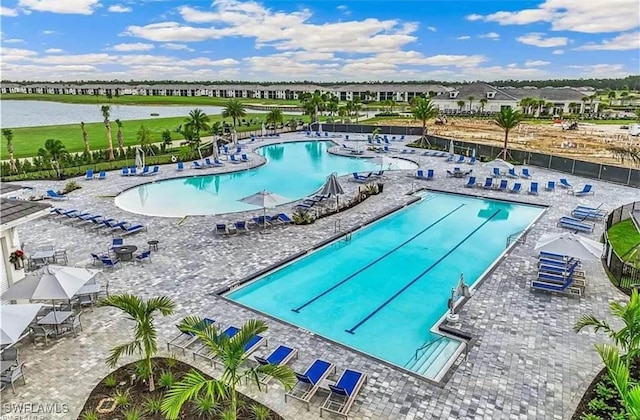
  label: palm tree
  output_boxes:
[338,106,348,123]
[98,294,175,392]
[286,117,298,131]
[467,95,475,112]
[411,97,439,148]
[265,109,284,134]
[101,105,115,160]
[79,122,91,160]
[479,98,488,113]
[37,138,67,178]
[574,289,640,359]
[115,119,125,158]
[222,100,246,128]
[2,129,17,173]
[610,146,640,166]
[352,100,363,122]
[161,318,296,419]
[581,96,589,115]
[185,108,211,140]
[594,344,640,418]
[456,100,466,112]
[210,121,223,136]
[568,102,579,115]
[301,90,326,122]
[137,125,152,154]
[494,107,523,160]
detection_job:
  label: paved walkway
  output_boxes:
[3,133,640,420]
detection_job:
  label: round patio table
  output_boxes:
[112,245,138,262]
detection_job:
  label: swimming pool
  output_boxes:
[227,192,545,380]
[115,141,415,217]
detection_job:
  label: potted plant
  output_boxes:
[9,249,25,270]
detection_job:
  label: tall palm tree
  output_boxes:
[479,98,488,113]
[37,138,67,178]
[101,105,115,160]
[115,119,125,158]
[98,294,175,392]
[609,146,640,166]
[581,96,589,115]
[594,344,640,418]
[2,129,17,173]
[467,95,475,112]
[80,122,91,161]
[286,117,298,131]
[265,109,284,133]
[456,100,466,112]
[494,107,523,160]
[338,106,348,123]
[412,97,438,148]
[352,100,363,122]
[221,100,246,128]
[184,108,211,140]
[161,318,296,420]
[574,289,640,359]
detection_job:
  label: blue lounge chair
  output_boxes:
[528,182,539,195]
[177,161,184,171]
[559,178,572,189]
[575,206,606,216]
[446,154,455,162]
[558,217,594,233]
[213,159,224,166]
[276,213,293,224]
[521,168,532,179]
[151,165,159,175]
[119,223,146,236]
[352,172,369,183]
[230,155,241,164]
[539,251,571,261]
[214,223,229,235]
[90,218,113,231]
[76,214,102,227]
[100,257,121,270]
[253,216,273,227]
[106,221,127,234]
[495,179,508,192]
[85,169,94,180]
[235,221,249,233]
[46,190,68,201]
[464,176,476,188]
[455,155,464,164]
[90,252,108,266]
[212,332,267,368]
[110,238,124,252]
[139,166,150,176]
[320,369,367,419]
[204,158,214,167]
[572,184,594,196]
[545,181,555,192]
[192,161,204,169]
[143,166,158,176]
[468,156,477,165]
[492,167,501,177]
[121,167,129,176]
[506,168,519,179]
[134,250,151,265]
[129,166,137,176]
[194,325,239,363]
[510,183,522,193]
[97,171,107,180]
[241,154,249,162]
[482,177,493,189]
[167,318,215,355]
[285,359,336,409]
[571,209,604,220]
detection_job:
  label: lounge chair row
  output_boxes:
[445,154,478,165]
[214,214,293,234]
[365,134,406,143]
[350,171,384,183]
[464,177,539,194]
[570,206,606,220]
[532,252,585,296]
[49,208,147,236]
[295,195,332,210]
[167,319,366,418]
[341,144,364,155]
[250,133,280,140]
[490,167,532,178]
[84,169,107,180]
[189,157,225,170]
[553,179,594,196]
[121,165,160,176]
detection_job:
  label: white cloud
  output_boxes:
[42,30,56,35]
[110,42,155,52]
[466,14,483,21]
[161,43,194,52]
[479,32,500,39]
[108,4,131,13]
[575,31,640,51]
[45,48,63,53]
[18,0,100,15]
[427,26,437,32]
[524,60,550,66]
[516,32,568,47]
[567,63,629,77]
[123,22,222,42]
[456,35,471,40]
[471,0,639,33]
[336,5,350,15]
[3,39,24,44]
[552,49,564,54]
[0,6,19,16]
[0,47,39,62]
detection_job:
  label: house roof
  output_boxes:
[506,87,589,102]
[0,184,25,197]
[0,198,51,229]
[444,82,518,101]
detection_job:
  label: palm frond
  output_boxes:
[253,364,297,391]
[98,294,144,318]
[626,386,640,419]
[161,370,216,420]
[573,314,614,335]
[106,340,142,368]
[145,296,176,316]
[227,319,267,355]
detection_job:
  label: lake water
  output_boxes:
[0,100,278,128]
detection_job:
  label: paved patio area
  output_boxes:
[3,133,640,420]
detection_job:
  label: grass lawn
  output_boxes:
[2,113,305,158]
[1,93,302,106]
[607,219,640,261]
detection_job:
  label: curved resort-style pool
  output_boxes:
[115,141,416,217]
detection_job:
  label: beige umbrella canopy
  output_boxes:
[238,190,290,228]
[1,303,43,346]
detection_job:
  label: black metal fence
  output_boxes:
[604,201,640,290]
[318,123,640,187]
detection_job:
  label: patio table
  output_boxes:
[112,245,137,262]
[30,250,55,264]
[38,311,73,337]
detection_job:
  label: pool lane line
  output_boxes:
[291,203,466,314]
[345,209,502,335]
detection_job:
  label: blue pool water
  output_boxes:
[227,192,544,378]
[115,141,414,217]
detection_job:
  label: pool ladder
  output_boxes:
[334,220,352,243]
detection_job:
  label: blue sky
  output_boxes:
[1,0,638,81]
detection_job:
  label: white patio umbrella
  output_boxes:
[448,140,455,155]
[238,190,290,228]
[231,130,238,146]
[320,173,345,210]
[534,232,603,260]
[483,158,514,171]
[135,147,144,170]
[1,303,43,346]
[261,123,266,137]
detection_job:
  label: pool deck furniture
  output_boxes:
[167,318,215,355]
[211,333,267,369]
[571,209,605,220]
[495,179,508,192]
[112,245,137,262]
[177,161,184,171]
[192,161,204,169]
[193,325,239,364]
[574,206,606,217]
[509,183,522,194]
[521,168,532,179]
[492,168,502,178]
[468,156,477,165]
[97,171,106,180]
[464,177,476,188]
[352,173,369,183]
[528,182,539,195]
[545,181,556,192]
[117,223,147,236]
[38,311,74,337]
[46,190,68,201]
[415,169,434,180]
[558,217,595,233]
[214,223,229,235]
[85,169,94,180]
[276,213,293,224]
[255,345,299,391]
[121,167,129,176]
[559,178,572,189]
[506,168,519,179]
[320,369,368,419]
[482,178,493,189]
[285,359,336,410]
[572,184,594,196]
[147,240,159,251]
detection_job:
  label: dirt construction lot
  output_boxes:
[385,118,639,167]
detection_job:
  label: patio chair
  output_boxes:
[100,257,121,270]
[455,155,465,164]
[521,168,532,179]
[85,169,94,180]
[572,185,594,196]
[134,250,152,265]
[121,167,129,176]
[468,156,477,165]
[139,166,150,176]
[1,348,18,366]
[285,359,336,410]
[90,252,108,266]
[559,178,572,189]
[276,213,293,224]
[255,345,298,391]
[495,179,508,192]
[177,161,185,171]
[214,223,229,235]
[482,177,493,189]
[167,318,216,355]
[464,177,476,188]
[558,217,594,233]
[110,238,124,252]
[77,294,96,312]
[192,161,204,169]
[509,183,522,193]
[193,325,239,363]
[211,333,267,368]
[320,369,367,419]
[129,166,137,176]
[492,168,501,178]
[445,154,455,162]
[229,155,241,164]
[119,223,147,236]
[61,313,83,337]
[53,249,68,265]
[234,221,250,233]
[46,190,68,201]
[98,280,110,299]
[241,154,250,162]
[148,165,159,175]
[0,362,26,393]
[30,325,56,346]
[97,171,107,180]
[213,159,224,166]
[545,181,556,192]
[528,182,539,195]
[506,168,519,179]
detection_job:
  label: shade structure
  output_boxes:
[261,123,266,137]
[449,140,455,155]
[320,173,344,211]
[231,130,238,145]
[135,147,144,170]
[1,303,43,346]
[238,190,290,228]
[534,232,603,260]
[1,265,99,301]
[483,158,514,171]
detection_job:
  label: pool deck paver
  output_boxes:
[2,132,640,420]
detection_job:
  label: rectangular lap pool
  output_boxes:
[227,192,545,380]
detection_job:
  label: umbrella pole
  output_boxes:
[263,207,267,229]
